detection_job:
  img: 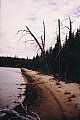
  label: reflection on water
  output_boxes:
[0,67,27,109]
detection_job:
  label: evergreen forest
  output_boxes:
[0,19,80,83]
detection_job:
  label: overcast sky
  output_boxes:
[0,0,80,58]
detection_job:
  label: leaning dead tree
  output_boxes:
[17,21,50,73]
[17,21,46,56]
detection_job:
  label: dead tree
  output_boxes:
[58,19,61,48]
[58,19,61,75]
[63,17,73,41]
[55,19,61,75]
[69,18,72,39]
[17,21,46,56]
[63,17,73,80]
[17,21,50,73]
[55,18,73,57]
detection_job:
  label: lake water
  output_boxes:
[0,67,27,109]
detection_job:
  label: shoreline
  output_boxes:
[17,68,80,120]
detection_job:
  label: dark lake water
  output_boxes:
[0,67,27,109]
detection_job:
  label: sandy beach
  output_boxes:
[20,68,80,120]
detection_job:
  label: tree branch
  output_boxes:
[25,26,44,53]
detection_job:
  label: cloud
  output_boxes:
[1,0,80,58]
[28,16,37,21]
[72,6,80,17]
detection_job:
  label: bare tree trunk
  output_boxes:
[69,18,72,40]
[58,19,61,75]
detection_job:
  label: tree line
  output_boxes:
[29,19,80,83]
[0,56,32,68]
[0,18,80,83]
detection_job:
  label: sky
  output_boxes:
[0,0,80,58]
